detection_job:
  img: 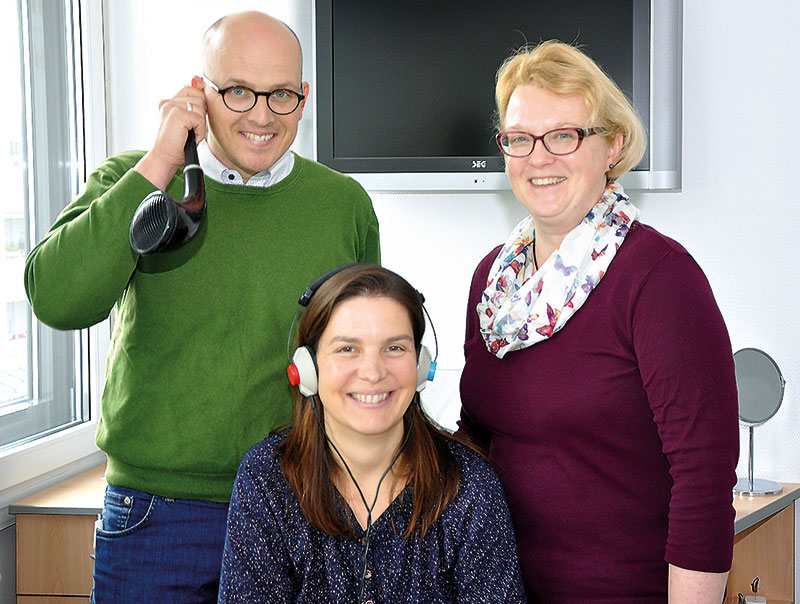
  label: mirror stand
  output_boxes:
[733,425,783,496]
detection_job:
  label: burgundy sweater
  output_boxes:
[458,222,739,604]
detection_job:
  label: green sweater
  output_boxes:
[25,152,380,501]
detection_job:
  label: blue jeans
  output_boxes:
[91,485,229,604]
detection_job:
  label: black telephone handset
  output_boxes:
[129,130,206,255]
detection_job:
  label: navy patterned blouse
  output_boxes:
[218,432,527,603]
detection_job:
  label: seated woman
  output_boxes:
[218,263,527,603]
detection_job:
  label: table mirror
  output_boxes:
[733,348,785,495]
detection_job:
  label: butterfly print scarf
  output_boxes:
[478,182,639,358]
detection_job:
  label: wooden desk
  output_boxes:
[10,464,106,604]
[727,482,800,604]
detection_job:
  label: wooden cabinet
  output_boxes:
[726,483,799,604]
[10,464,106,603]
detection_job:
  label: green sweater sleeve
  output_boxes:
[357,188,380,265]
[24,152,159,330]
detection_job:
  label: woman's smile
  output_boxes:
[349,391,392,405]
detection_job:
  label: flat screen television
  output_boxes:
[314,0,682,191]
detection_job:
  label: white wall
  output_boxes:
[105,0,800,595]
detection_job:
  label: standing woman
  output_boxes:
[219,264,527,603]
[458,41,739,604]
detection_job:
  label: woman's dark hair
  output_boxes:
[278,263,460,539]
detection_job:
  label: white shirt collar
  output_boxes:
[197,139,295,187]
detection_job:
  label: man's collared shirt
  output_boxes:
[197,139,294,187]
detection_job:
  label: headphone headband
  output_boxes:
[297,263,361,307]
[298,263,427,307]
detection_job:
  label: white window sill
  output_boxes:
[0,420,105,530]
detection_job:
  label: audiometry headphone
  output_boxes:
[285,264,437,397]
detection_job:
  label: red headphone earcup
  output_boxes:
[287,364,301,387]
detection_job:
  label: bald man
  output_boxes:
[25,11,379,603]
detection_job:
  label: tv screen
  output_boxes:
[315,0,681,191]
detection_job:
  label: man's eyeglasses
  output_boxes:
[496,127,597,157]
[203,77,305,115]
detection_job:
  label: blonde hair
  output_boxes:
[495,40,646,182]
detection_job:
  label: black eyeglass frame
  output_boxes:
[496,127,598,157]
[202,76,306,115]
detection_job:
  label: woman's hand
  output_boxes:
[668,564,728,604]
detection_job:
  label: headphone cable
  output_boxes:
[286,307,303,362]
[421,304,439,366]
[309,394,417,603]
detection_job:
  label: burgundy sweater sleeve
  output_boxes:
[631,248,739,572]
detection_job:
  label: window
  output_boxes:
[0,0,89,450]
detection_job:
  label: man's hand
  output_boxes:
[134,76,207,190]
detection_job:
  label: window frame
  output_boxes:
[0,0,108,528]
